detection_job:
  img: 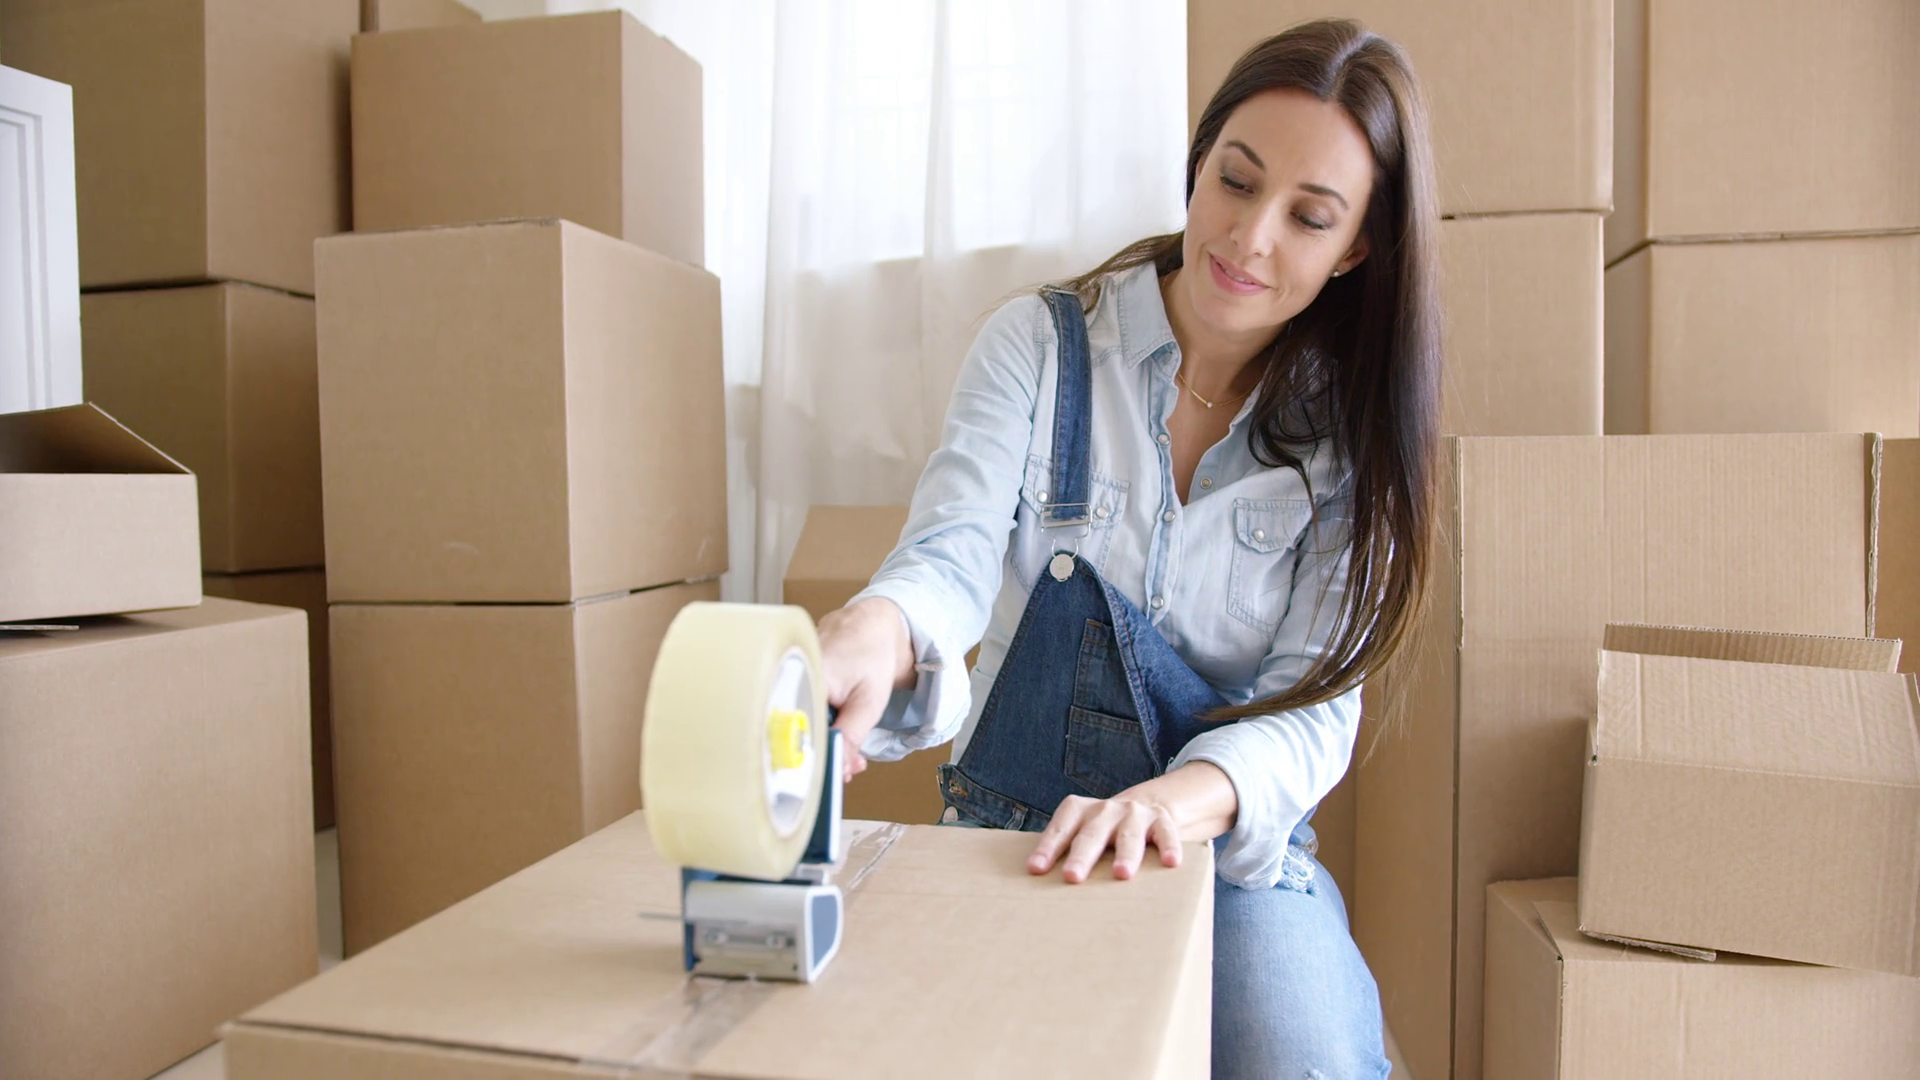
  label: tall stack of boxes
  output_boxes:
[1606,0,1920,438]
[1187,0,1610,1040]
[0,0,358,830]
[321,10,724,954]
[0,405,319,1079]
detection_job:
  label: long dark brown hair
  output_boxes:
[1062,19,1441,719]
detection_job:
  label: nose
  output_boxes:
[1227,195,1286,261]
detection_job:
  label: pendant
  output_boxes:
[1048,552,1075,582]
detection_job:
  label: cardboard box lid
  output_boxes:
[0,403,201,623]
[228,814,1212,1079]
[1595,624,1916,784]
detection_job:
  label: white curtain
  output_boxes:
[546,0,1187,601]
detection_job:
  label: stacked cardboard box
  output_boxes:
[2,0,357,829]
[1606,0,1920,436]
[1481,624,1920,1077]
[320,10,718,954]
[785,506,950,825]
[1188,0,1608,967]
[0,405,317,1079]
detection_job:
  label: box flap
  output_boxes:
[1883,440,1920,676]
[1604,623,1902,672]
[1594,649,1920,785]
[786,506,908,585]
[0,403,189,475]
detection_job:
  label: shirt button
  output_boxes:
[1199,477,1213,490]
[1156,433,1170,446]
[1094,505,1110,520]
[1162,510,1176,523]
[1150,595,1166,610]
[1253,528,1266,542]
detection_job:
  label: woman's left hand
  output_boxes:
[1027,793,1184,883]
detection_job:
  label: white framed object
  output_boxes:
[0,64,81,414]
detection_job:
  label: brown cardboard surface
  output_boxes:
[0,598,317,1080]
[1188,0,1609,216]
[0,403,201,623]
[361,0,478,33]
[350,11,702,266]
[83,283,324,572]
[1605,235,1920,437]
[0,0,354,294]
[1440,214,1603,436]
[331,581,716,954]
[1483,880,1920,1079]
[316,220,726,603]
[1580,638,1920,975]
[1357,434,1878,1080]
[228,813,1213,1080]
[782,505,948,825]
[1609,0,1920,258]
[1884,440,1920,676]
[205,569,334,829]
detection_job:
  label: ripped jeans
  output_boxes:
[943,810,1390,1079]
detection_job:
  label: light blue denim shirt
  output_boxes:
[849,261,1361,891]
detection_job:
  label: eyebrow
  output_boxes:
[1221,141,1350,210]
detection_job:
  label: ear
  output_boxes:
[1332,236,1370,278]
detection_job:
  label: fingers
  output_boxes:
[828,679,886,781]
[1149,812,1182,869]
[1028,796,1089,875]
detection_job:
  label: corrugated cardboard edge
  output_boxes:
[1601,622,1902,672]
[1575,927,1717,962]
[0,402,193,475]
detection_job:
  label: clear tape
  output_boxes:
[585,822,908,1077]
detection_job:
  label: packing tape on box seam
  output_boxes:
[587,821,909,1078]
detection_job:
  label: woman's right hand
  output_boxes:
[815,597,917,781]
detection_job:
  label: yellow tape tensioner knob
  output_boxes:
[767,708,810,770]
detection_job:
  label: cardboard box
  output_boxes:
[350,11,702,266]
[0,403,200,624]
[0,598,317,1080]
[331,581,718,954]
[783,505,948,826]
[1883,439,1920,676]
[1188,0,1609,217]
[1484,879,1920,1080]
[1579,625,1920,975]
[83,283,324,573]
[1441,214,1603,436]
[1610,0,1920,259]
[1356,434,1879,1080]
[205,569,334,829]
[1606,234,1920,437]
[315,220,727,603]
[0,0,354,294]
[360,0,478,34]
[226,813,1213,1079]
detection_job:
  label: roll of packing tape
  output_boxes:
[642,603,829,882]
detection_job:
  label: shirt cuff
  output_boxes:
[843,581,969,762]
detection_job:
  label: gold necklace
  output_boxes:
[1175,369,1253,410]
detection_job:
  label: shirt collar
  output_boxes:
[1109,261,1178,369]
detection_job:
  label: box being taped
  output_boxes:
[0,404,200,624]
[1483,879,1920,1080]
[1580,624,1920,976]
[225,813,1213,1079]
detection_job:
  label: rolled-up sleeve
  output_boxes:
[847,295,1046,761]
[1169,502,1360,890]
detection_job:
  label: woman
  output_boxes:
[818,19,1438,1078]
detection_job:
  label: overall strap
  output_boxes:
[1037,288,1093,530]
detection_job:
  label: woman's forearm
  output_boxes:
[1120,760,1238,842]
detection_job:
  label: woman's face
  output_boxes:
[1177,87,1376,341]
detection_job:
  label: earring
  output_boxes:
[1331,269,1344,278]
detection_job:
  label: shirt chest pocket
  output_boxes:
[1226,498,1316,636]
[1011,454,1130,589]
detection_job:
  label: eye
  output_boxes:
[1219,171,1254,195]
[1294,212,1332,231]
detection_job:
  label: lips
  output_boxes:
[1208,253,1267,296]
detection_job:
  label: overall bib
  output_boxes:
[936,287,1390,1080]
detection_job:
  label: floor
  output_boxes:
[152,829,1413,1079]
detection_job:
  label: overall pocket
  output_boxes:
[1061,617,1157,797]
[1226,498,1316,636]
